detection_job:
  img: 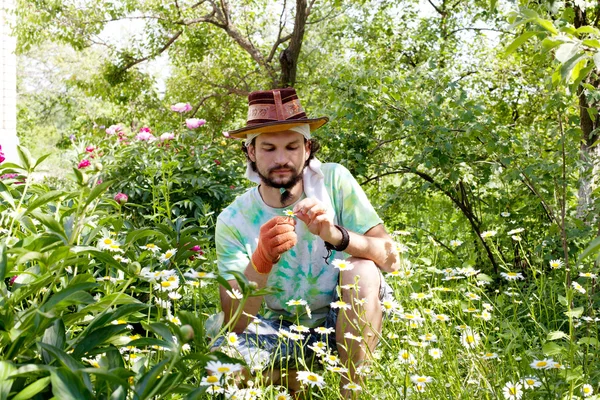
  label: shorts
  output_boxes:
[212,271,394,371]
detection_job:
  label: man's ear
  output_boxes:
[248,144,257,162]
[305,140,311,159]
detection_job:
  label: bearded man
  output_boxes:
[215,88,399,397]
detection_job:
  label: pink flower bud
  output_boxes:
[214,159,221,165]
[85,145,95,153]
[170,103,192,113]
[139,126,151,133]
[136,132,155,141]
[114,192,128,204]
[9,275,18,285]
[78,159,91,169]
[186,118,206,129]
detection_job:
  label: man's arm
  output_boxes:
[293,199,400,273]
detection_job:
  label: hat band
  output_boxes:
[247,99,305,124]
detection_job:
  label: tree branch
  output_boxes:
[427,0,445,16]
[447,27,511,36]
[119,30,183,72]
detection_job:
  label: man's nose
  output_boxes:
[274,149,288,165]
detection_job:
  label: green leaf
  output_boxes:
[146,323,174,344]
[16,145,34,172]
[25,190,64,215]
[134,358,169,400]
[555,43,578,62]
[41,319,66,364]
[31,211,68,242]
[72,324,130,358]
[0,361,16,400]
[38,343,84,371]
[576,26,600,35]
[578,337,599,347]
[547,330,569,341]
[503,31,537,56]
[41,282,99,313]
[0,243,7,281]
[561,53,588,82]
[83,180,113,208]
[542,342,564,356]
[85,303,147,335]
[0,181,15,208]
[33,153,52,169]
[534,17,558,34]
[583,39,600,48]
[50,367,91,400]
[205,312,224,339]
[558,294,568,307]
[565,306,584,318]
[579,236,600,262]
[12,376,51,400]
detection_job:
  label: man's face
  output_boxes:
[248,131,311,189]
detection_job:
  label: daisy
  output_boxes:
[205,360,242,376]
[521,376,541,389]
[449,239,463,247]
[343,382,362,392]
[225,332,240,347]
[579,272,598,279]
[414,382,427,392]
[507,228,524,235]
[330,300,351,310]
[296,371,325,388]
[398,350,416,365]
[290,324,310,333]
[159,248,177,263]
[460,327,481,349]
[502,381,523,400]
[107,244,124,253]
[275,391,292,400]
[501,272,524,281]
[327,365,348,373]
[482,352,498,360]
[549,259,563,269]
[344,332,362,342]
[465,292,481,300]
[314,327,334,335]
[428,348,442,359]
[140,243,160,253]
[283,209,295,217]
[184,270,216,279]
[167,315,181,325]
[98,237,115,249]
[481,230,497,239]
[476,310,492,321]
[332,259,354,271]
[168,292,182,300]
[286,299,307,307]
[410,375,433,385]
[155,280,179,292]
[410,292,432,300]
[530,358,555,369]
[200,375,221,386]
[581,384,594,397]
[433,314,451,323]
[226,288,243,299]
[572,281,586,294]
[323,354,339,365]
[308,341,328,354]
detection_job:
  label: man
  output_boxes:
[216,88,399,397]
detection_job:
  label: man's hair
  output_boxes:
[241,138,321,172]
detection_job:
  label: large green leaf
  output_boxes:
[83,180,114,208]
[133,358,170,400]
[85,303,148,335]
[0,243,6,281]
[12,376,51,400]
[38,343,84,371]
[41,319,66,364]
[25,190,64,215]
[16,145,34,172]
[503,31,537,56]
[0,181,15,208]
[0,361,16,400]
[72,324,129,358]
[50,367,92,400]
[40,282,99,313]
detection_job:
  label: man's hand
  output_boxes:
[293,198,338,244]
[251,216,297,274]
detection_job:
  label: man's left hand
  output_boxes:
[293,198,338,243]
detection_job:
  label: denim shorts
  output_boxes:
[213,271,394,371]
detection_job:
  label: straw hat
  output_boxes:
[226,88,328,139]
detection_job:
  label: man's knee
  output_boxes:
[340,257,380,295]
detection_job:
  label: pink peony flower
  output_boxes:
[186,118,206,129]
[139,126,151,133]
[78,159,91,169]
[214,159,221,165]
[9,275,18,285]
[1,173,18,180]
[106,124,123,135]
[114,192,128,204]
[170,103,192,113]
[160,132,175,141]
[136,132,155,141]
[0,145,5,164]
[85,145,95,153]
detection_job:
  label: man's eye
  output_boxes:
[287,147,299,151]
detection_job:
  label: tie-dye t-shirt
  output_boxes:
[216,163,382,327]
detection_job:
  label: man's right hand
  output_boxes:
[251,216,297,274]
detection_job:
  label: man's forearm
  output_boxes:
[326,225,400,272]
[220,261,269,333]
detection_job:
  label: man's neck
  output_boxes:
[258,181,304,208]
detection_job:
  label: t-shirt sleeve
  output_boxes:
[215,215,250,281]
[331,164,383,235]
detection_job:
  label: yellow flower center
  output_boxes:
[217,367,229,373]
[103,238,112,244]
[417,377,426,382]
[537,361,547,367]
[509,387,516,394]
[308,375,318,382]
[466,335,475,343]
[207,375,219,383]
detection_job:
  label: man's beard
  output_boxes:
[257,164,304,205]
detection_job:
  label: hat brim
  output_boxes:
[226,117,329,139]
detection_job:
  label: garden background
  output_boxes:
[1,0,600,398]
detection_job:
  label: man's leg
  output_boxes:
[336,257,383,397]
